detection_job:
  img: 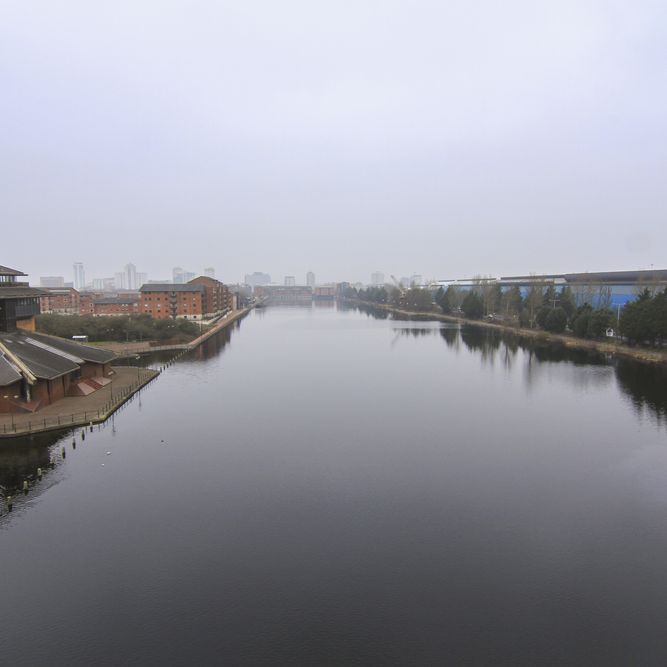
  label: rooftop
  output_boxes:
[140,284,206,293]
[27,331,116,364]
[0,332,81,381]
[0,355,22,387]
[0,286,45,299]
[0,331,115,384]
[0,265,27,277]
[500,269,667,284]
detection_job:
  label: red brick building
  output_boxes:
[0,330,115,413]
[40,287,80,314]
[187,276,232,317]
[93,296,139,316]
[139,284,206,320]
[79,292,98,316]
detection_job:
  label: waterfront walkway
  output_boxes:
[0,367,159,438]
[0,307,251,438]
[102,308,249,358]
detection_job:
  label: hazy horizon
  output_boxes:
[2,1,665,284]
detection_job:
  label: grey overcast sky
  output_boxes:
[1,1,665,285]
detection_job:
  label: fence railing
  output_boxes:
[0,370,159,437]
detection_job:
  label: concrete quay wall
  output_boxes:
[0,367,159,439]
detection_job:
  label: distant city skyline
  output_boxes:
[37,262,228,290]
[23,256,667,291]
[4,2,665,285]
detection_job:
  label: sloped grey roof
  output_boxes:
[26,331,116,364]
[0,355,22,387]
[0,287,45,298]
[140,284,205,292]
[0,265,27,276]
[0,331,115,381]
[0,333,80,380]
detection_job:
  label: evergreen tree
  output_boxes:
[587,309,614,338]
[544,307,567,333]
[559,286,576,320]
[572,304,592,338]
[619,289,658,344]
[404,288,433,312]
[445,285,462,312]
[536,306,552,329]
[461,291,484,319]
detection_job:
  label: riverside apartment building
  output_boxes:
[139,276,232,320]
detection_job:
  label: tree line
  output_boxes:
[343,282,667,346]
[36,314,201,343]
[436,283,596,335]
[619,289,667,345]
[343,285,434,312]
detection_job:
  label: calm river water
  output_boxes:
[2,304,667,666]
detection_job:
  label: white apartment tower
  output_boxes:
[125,263,137,290]
[73,262,85,290]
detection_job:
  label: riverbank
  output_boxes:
[343,299,667,366]
[101,307,250,358]
[184,307,249,349]
[0,366,159,438]
[0,308,252,439]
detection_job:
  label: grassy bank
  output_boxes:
[343,299,667,366]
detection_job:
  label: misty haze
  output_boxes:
[2,2,667,666]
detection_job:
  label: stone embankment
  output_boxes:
[0,308,252,438]
[344,299,667,366]
[104,308,249,358]
[0,367,159,438]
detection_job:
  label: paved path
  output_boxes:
[0,367,159,438]
[184,308,249,348]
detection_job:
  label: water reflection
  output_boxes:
[382,307,667,425]
[193,322,233,361]
[394,327,438,338]
[3,304,667,665]
[3,308,666,521]
[0,320,240,516]
[616,359,667,423]
[0,431,63,495]
[341,302,390,319]
[439,325,460,348]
